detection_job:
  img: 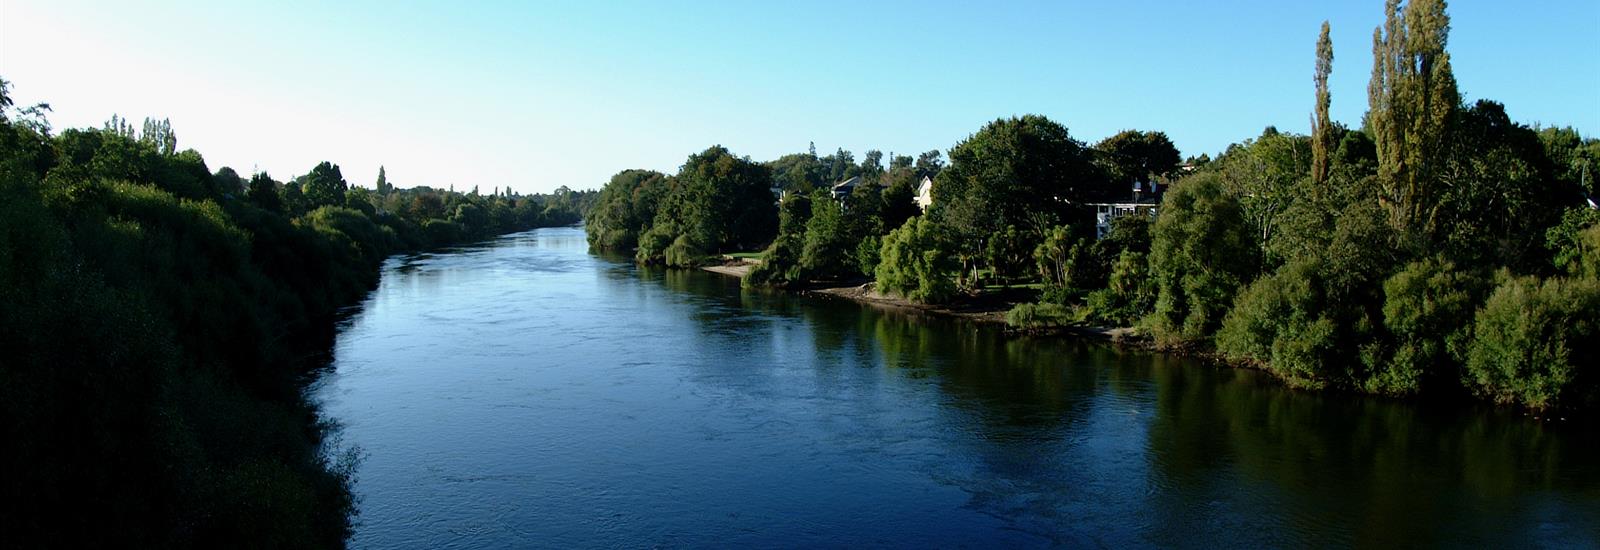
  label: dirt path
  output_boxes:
[700,264,753,278]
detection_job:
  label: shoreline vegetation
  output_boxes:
[594,0,1600,416]
[0,77,595,546]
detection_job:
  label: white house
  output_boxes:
[1087,202,1159,239]
[1086,179,1160,239]
[915,176,934,211]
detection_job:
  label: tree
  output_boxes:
[823,148,857,183]
[1092,130,1181,201]
[375,165,392,195]
[345,186,377,217]
[914,150,944,179]
[875,216,958,303]
[933,115,1096,280]
[861,150,885,183]
[140,117,177,155]
[213,166,244,196]
[1311,21,1336,186]
[985,225,1032,283]
[586,169,669,249]
[280,180,310,216]
[890,154,913,170]
[1212,129,1312,265]
[646,145,776,259]
[878,167,921,233]
[799,190,855,279]
[767,152,826,193]
[1547,208,1600,278]
[1367,0,1459,245]
[450,202,488,237]
[1215,182,1396,388]
[1086,250,1157,326]
[1435,100,1568,270]
[1033,225,1074,287]
[1465,275,1600,411]
[1538,126,1600,197]
[247,172,282,212]
[1371,257,1487,395]
[302,161,348,209]
[1148,172,1259,346]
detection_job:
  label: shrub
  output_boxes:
[875,217,959,304]
[1085,250,1156,326]
[855,234,882,277]
[421,218,464,248]
[634,223,676,265]
[663,233,704,268]
[1367,258,1487,395]
[1215,259,1337,387]
[744,234,803,287]
[1006,302,1077,329]
[1464,275,1600,411]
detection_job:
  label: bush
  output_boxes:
[634,223,676,265]
[421,218,464,248]
[1038,284,1083,306]
[744,234,803,287]
[663,233,704,268]
[1215,259,1338,387]
[1084,250,1155,326]
[1464,275,1600,411]
[1006,302,1077,329]
[855,234,881,277]
[1367,258,1487,395]
[875,216,959,304]
[1545,208,1600,278]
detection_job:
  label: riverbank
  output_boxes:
[698,264,1144,343]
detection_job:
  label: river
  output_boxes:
[314,226,1599,548]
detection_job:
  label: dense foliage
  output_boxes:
[590,0,1600,414]
[875,217,959,303]
[589,144,921,278]
[1173,0,1596,411]
[0,77,585,546]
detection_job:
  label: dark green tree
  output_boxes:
[302,161,348,209]
[1148,172,1259,346]
[247,172,282,212]
[1091,130,1181,201]
[933,115,1096,279]
[213,166,245,196]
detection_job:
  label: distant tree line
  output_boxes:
[0,77,589,546]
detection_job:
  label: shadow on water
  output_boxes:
[632,258,1600,547]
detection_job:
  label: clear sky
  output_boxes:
[4,1,1597,193]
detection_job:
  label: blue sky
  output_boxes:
[4,0,1596,193]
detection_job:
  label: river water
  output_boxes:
[315,226,1599,548]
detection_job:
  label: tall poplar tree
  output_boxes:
[1366,0,1459,244]
[375,165,391,195]
[1311,21,1335,186]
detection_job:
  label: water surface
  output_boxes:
[316,227,1600,548]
